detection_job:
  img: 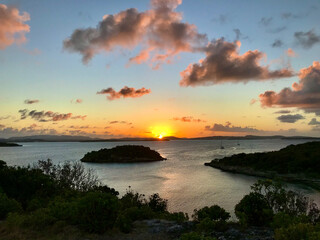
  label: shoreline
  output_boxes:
[205,161,320,190]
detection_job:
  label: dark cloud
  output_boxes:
[267,27,287,34]
[274,110,291,114]
[212,14,229,24]
[0,126,58,138]
[277,114,304,123]
[108,121,132,125]
[259,61,320,115]
[64,0,207,67]
[233,29,248,41]
[24,99,39,104]
[179,38,294,87]
[308,118,320,125]
[259,17,272,26]
[271,39,283,48]
[97,86,151,100]
[205,122,260,133]
[172,116,206,123]
[18,109,86,122]
[0,4,30,49]
[294,29,320,49]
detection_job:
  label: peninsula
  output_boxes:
[205,141,320,188]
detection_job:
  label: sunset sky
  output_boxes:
[1,0,320,138]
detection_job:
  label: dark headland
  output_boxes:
[0,142,22,147]
[81,145,166,163]
[205,141,320,188]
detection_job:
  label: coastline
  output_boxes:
[205,161,320,190]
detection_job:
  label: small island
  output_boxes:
[205,141,320,188]
[81,145,166,163]
[0,142,22,147]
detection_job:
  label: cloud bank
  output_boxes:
[172,116,206,122]
[205,122,260,133]
[277,114,304,123]
[180,39,294,87]
[0,4,30,49]
[97,86,151,100]
[259,61,320,115]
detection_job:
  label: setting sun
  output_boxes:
[158,134,163,139]
[149,125,173,139]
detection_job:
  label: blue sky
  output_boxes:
[1,0,320,138]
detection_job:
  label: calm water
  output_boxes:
[1,139,319,216]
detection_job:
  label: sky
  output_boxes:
[1,0,320,138]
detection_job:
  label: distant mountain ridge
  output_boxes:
[0,134,319,142]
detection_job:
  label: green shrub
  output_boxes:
[274,223,316,240]
[0,192,22,219]
[120,187,145,210]
[163,211,189,223]
[193,205,230,222]
[271,212,309,229]
[148,193,168,212]
[235,192,273,226]
[75,191,119,233]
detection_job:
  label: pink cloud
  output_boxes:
[63,0,206,68]
[180,39,295,86]
[259,61,320,115]
[0,4,30,49]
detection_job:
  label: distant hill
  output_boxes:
[0,134,318,142]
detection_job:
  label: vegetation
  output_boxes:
[205,141,320,183]
[0,142,22,147]
[80,145,166,163]
[1,157,320,240]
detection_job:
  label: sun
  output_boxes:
[149,125,172,139]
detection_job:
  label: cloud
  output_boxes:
[18,109,86,122]
[277,114,304,123]
[294,29,320,49]
[0,4,30,49]
[267,27,286,34]
[233,29,248,41]
[179,38,294,87]
[274,110,291,114]
[250,99,257,105]
[286,48,296,57]
[259,61,320,115]
[0,124,5,128]
[259,17,272,26]
[308,118,320,125]
[205,122,260,133]
[76,99,83,104]
[212,14,229,24]
[24,99,39,104]
[172,116,206,122]
[271,39,283,48]
[0,126,58,138]
[0,115,12,120]
[97,86,151,100]
[63,0,207,67]
[108,121,132,125]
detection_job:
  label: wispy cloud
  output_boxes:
[24,99,39,104]
[97,86,151,100]
[19,109,86,122]
[172,116,206,123]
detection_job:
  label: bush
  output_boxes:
[235,192,273,226]
[35,159,99,192]
[193,205,230,222]
[274,223,320,240]
[271,212,309,229]
[75,191,119,233]
[0,192,22,219]
[148,193,168,212]
[163,211,189,223]
[120,187,145,210]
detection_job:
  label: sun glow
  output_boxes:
[149,125,173,139]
